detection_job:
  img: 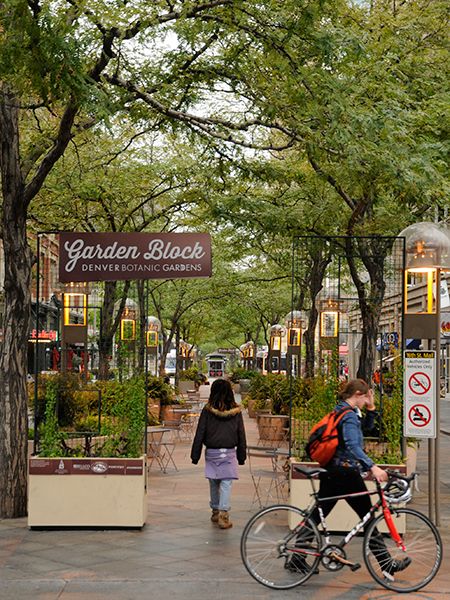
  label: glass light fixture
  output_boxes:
[63,282,89,326]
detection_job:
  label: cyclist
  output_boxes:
[289,378,411,579]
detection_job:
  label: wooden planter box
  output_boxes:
[289,459,407,533]
[28,455,147,528]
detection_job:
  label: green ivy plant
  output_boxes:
[367,359,403,465]
[96,377,145,458]
[39,378,65,457]
[37,376,146,458]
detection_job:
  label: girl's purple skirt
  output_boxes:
[204,448,238,480]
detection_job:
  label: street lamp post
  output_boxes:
[400,222,450,526]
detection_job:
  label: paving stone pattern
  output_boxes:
[1,398,450,599]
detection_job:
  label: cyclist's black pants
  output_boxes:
[307,467,392,568]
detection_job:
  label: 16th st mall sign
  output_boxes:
[59,232,212,282]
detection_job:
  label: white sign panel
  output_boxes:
[404,351,436,438]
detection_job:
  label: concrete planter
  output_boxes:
[178,380,195,394]
[28,455,147,528]
[239,378,251,393]
[289,458,407,533]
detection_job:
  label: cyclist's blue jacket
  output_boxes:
[331,400,377,472]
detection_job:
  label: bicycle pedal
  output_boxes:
[350,563,361,572]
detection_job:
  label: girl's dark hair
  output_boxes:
[339,378,369,400]
[208,379,238,411]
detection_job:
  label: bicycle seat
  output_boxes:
[293,465,327,477]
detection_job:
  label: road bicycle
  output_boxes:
[240,466,442,593]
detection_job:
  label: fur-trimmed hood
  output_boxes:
[205,404,242,419]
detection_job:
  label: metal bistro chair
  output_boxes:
[247,446,289,509]
[147,428,178,473]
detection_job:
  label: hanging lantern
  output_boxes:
[270,324,283,350]
[320,299,341,338]
[146,316,161,348]
[120,302,137,341]
[400,222,450,315]
[285,310,303,348]
[63,282,89,326]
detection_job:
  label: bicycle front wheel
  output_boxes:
[240,504,321,589]
[363,507,442,593]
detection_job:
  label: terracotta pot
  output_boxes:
[148,398,160,420]
[160,405,183,423]
[257,414,289,442]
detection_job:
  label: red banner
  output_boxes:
[59,232,212,282]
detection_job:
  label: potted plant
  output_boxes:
[247,373,291,441]
[157,377,187,423]
[229,367,256,395]
[28,376,147,528]
[146,375,173,422]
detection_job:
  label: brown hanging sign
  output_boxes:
[59,232,212,282]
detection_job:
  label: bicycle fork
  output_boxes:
[381,496,406,552]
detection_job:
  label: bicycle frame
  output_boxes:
[289,477,405,558]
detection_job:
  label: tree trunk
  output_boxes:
[302,244,331,378]
[346,237,390,382]
[98,280,130,380]
[0,88,31,517]
[137,280,146,373]
[98,281,116,380]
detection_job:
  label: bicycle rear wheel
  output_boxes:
[363,508,442,593]
[240,504,321,589]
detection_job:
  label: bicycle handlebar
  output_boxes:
[385,469,417,484]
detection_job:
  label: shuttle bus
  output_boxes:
[206,353,227,378]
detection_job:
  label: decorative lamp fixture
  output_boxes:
[285,310,303,347]
[120,299,137,341]
[400,222,450,314]
[179,339,190,358]
[399,222,450,528]
[146,316,161,348]
[63,282,89,326]
[319,299,341,338]
[269,324,283,351]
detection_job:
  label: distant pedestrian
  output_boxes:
[191,378,247,529]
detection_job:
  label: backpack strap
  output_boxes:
[333,407,353,449]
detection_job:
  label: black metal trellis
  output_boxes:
[289,235,405,459]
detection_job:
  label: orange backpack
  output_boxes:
[305,407,352,466]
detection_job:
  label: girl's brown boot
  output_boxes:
[218,510,232,529]
[211,509,219,523]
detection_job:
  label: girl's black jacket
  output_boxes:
[190,404,247,465]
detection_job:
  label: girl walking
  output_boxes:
[191,378,247,529]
